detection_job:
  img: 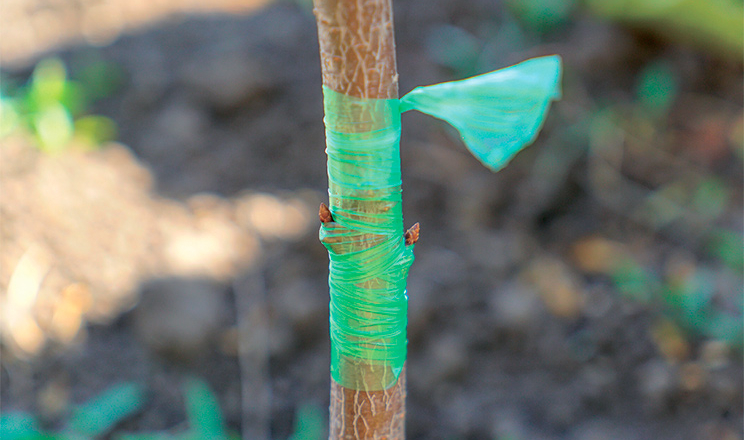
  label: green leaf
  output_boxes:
[506,0,576,32]
[183,378,226,440]
[585,0,743,58]
[58,81,88,117]
[288,404,324,440]
[30,58,67,107]
[74,115,117,147]
[611,258,659,303]
[33,102,73,152]
[0,97,20,137]
[67,382,145,437]
[25,57,87,118]
[636,60,678,117]
[0,412,42,440]
[671,270,716,332]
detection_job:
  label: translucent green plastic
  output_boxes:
[320,55,562,390]
[320,87,414,390]
[401,55,562,171]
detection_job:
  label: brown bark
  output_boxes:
[314,0,398,100]
[329,366,406,439]
[313,0,406,438]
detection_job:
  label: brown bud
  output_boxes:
[319,203,333,223]
[404,222,420,245]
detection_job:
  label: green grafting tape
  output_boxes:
[319,55,562,391]
[400,55,562,171]
[320,86,414,391]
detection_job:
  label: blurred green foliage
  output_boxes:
[0,379,248,440]
[581,56,742,351]
[0,382,145,440]
[610,238,743,349]
[504,0,743,58]
[115,378,239,440]
[666,266,742,348]
[707,229,744,273]
[635,60,679,119]
[611,255,743,349]
[183,379,229,440]
[0,56,119,152]
[584,0,743,58]
[287,404,324,440]
[68,384,146,438]
[0,364,325,440]
[505,0,577,32]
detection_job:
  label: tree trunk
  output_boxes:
[313,0,407,438]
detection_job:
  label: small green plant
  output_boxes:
[114,378,239,440]
[0,382,145,440]
[0,57,118,152]
[0,379,246,440]
[287,404,324,440]
[610,249,743,349]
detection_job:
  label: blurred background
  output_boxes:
[0,0,742,439]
